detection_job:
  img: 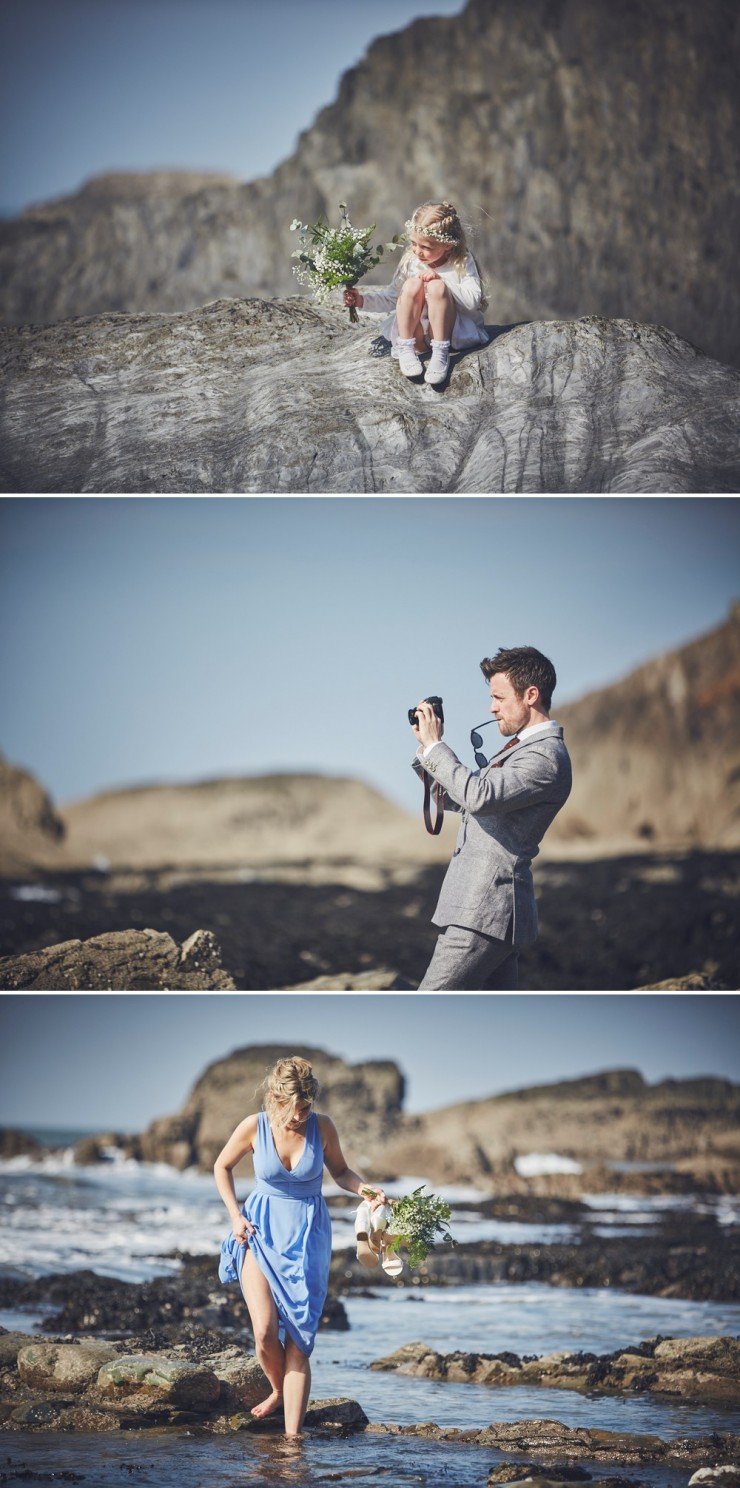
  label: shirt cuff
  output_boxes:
[422,740,442,758]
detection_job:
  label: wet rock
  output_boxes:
[9,1400,121,1434]
[96,1354,220,1412]
[302,1396,368,1432]
[0,1261,347,1352]
[0,1129,44,1160]
[210,1355,268,1411]
[487,1467,592,1485]
[320,1296,349,1331]
[371,1335,740,1403]
[72,1132,130,1165]
[0,1334,37,1373]
[0,927,236,990]
[232,1394,368,1435]
[402,1227,740,1303]
[17,1341,119,1393]
[488,1475,645,1488]
[378,1345,740,1398]
[473,1422,740,1463]
[689,1471,740,1488]
[1,306,739,494]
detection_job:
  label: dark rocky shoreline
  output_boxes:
[0,1257,348,1356]
[371,1335,740,1404]
[331,1217,740,1303]
[1,849,738,989]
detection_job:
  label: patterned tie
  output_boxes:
[489,735,520,768]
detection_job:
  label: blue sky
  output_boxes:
[0,0,466,216]
[0,994,738,1126]
[0,497,737,812]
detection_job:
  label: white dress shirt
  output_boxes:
[419,718,559,760]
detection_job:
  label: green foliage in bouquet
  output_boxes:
[290,203,402,323]
[382,1185,457,1269]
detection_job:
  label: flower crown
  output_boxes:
[404,218,458,245]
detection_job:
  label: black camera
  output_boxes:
[408,695,444,727]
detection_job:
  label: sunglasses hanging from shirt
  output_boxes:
[470,717,498,767]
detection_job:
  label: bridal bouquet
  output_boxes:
[366,1185,456,1268]
[290,203,401,324]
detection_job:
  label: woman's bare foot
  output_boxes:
[250,1388,283,1419]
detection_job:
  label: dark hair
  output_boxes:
[480,646,557,711]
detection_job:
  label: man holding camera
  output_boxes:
[411,646,572,990]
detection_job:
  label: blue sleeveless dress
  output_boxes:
[218,1110,332,1357]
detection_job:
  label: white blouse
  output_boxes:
[361,251,485,321]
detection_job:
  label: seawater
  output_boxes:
[1,1150,739,1484]
[1,1150,736,1282]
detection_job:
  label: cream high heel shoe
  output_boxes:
[370,1203,404,1276]
[355,1199,380,1268]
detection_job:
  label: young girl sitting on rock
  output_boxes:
[343,200,488,385]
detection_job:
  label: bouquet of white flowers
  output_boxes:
[290,203,401,324]
[364,1185,456,1269]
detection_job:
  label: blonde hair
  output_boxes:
[262,1056,319,1128]
[398,200,488,311]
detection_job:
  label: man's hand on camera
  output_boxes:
[412,699,444,751]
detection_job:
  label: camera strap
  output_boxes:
[422,773,445,835]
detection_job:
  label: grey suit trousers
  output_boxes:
[418,923,519,990]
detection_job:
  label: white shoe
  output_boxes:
[424,339,450,385]
[379,1237,404,1277]
[370,1203,391,1234]
[396,339,424,378]
[355,1200,379,1269]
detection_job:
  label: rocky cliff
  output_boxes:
[1,0,737,371]
[552,600,740,848]
[1,304,738,493]
[115,1055,740,1184]
[134,1044,405,1171]
[379,1067,740,1186]
[0,752,65,874]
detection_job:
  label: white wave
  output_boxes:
[9,885,62,903]
[515,1152,583,1176]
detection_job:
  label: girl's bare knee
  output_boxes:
[424,279,450,300]
[400,275,424,298]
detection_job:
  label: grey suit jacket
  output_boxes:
[411,728,572,945]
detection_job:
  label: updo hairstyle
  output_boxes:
[262,1056,320,1128]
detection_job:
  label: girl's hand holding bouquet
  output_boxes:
[290,203,401,324]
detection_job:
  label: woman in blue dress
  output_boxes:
[214,1055,387,1436]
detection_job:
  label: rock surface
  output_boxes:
[0,1325,366,1433]
[553,603,740,849]
[371,1335,740,1403]
[135,1042,405,1170]
[0,752,65,874]
[16,1342,118,1394]
[96,1354,221,1413]
[377,1068,740,1191]
[368,1418,740,1465]
[333,1221,740,1303]
[1,304,738,493]
[0,926,236,990]
[0,1256,348,1351]
[1,0,738,372]
[99,1047,740,1180]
